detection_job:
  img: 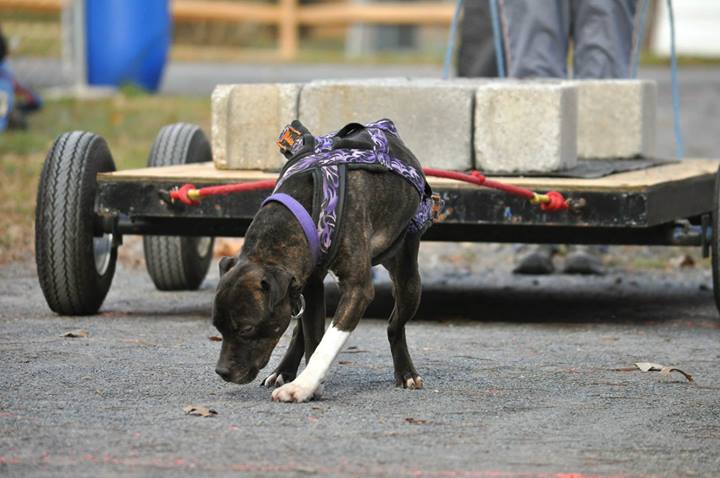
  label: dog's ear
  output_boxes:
[218,256,238,277]
[262,266,301,312]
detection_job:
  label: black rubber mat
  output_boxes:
[485,157,678,179]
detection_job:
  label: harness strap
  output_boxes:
[262,193,320,266]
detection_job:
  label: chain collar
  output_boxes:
[290,294,305,320]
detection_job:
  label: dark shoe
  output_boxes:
[563,246,605,275]
[513,245,555,275]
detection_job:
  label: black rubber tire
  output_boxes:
[143,123,214,291]
[712,164,720,315]
[35,131,117,315]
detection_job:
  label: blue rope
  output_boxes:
[489,0,506,78]
[442,0,464,80]
[667,0,684,159]
[630,0,650,79]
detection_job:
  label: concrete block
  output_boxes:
[299,79,475,170]
[474,83,577,173]
[571,80,656,159]
[212,83,301,170]
[210,85,233,168]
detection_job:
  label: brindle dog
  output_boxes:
[213,128,425,403]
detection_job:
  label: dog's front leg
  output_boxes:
[261,321,304,387]
[272,276,374,403]
[262,273,325,388]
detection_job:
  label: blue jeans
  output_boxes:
[500,0,637,79]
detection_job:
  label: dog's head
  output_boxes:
[212,256,301,384]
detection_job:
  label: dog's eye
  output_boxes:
[260,279,271,292]
[237,325,255,337]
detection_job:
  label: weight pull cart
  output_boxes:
[35,122,720,316]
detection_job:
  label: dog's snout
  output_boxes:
[215,366,231,381]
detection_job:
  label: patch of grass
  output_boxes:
[640,52,720,67]
[171,42,446,65]
[0,93,210,264]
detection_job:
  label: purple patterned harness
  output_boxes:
[262,119,433,268]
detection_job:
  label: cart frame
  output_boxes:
[33,124,720,316]
[95,159,716,247]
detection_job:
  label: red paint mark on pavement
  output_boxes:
[0,453,659,478]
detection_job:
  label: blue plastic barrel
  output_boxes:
[85,0,171,92]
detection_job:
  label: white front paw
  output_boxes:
[271,381,317,403]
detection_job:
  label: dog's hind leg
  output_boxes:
[382,235,423,389]
[272,262,374,403]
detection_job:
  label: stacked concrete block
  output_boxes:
[570,80,656,159]
[299,79,476,171]
[212,83,301,170]
[209,78,655,173]
[474,82,578,173]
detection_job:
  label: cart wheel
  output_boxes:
[35,131,117,315]
[712,165,720,315]
[143,123,214,290]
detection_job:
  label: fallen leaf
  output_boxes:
[183,405,218,417]
[634,362,694,382]
[99,311,132,318]
[61,329,88,338]
[668,254,695,269]
[208,335,222,342]
[110,111,123,126]
[405,417,429,425]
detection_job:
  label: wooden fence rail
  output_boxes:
[0,0,455,59]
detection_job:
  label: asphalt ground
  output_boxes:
[1,252,719,478]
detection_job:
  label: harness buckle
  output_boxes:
[431,193,444,222]
[276,125,302,154]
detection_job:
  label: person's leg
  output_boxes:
[567,1,636,272]
[458,0,498,78]
[571,0,636,79]
[501,0,570,274]
[501,0,571,78]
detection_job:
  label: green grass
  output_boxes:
[0,92,210,264]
